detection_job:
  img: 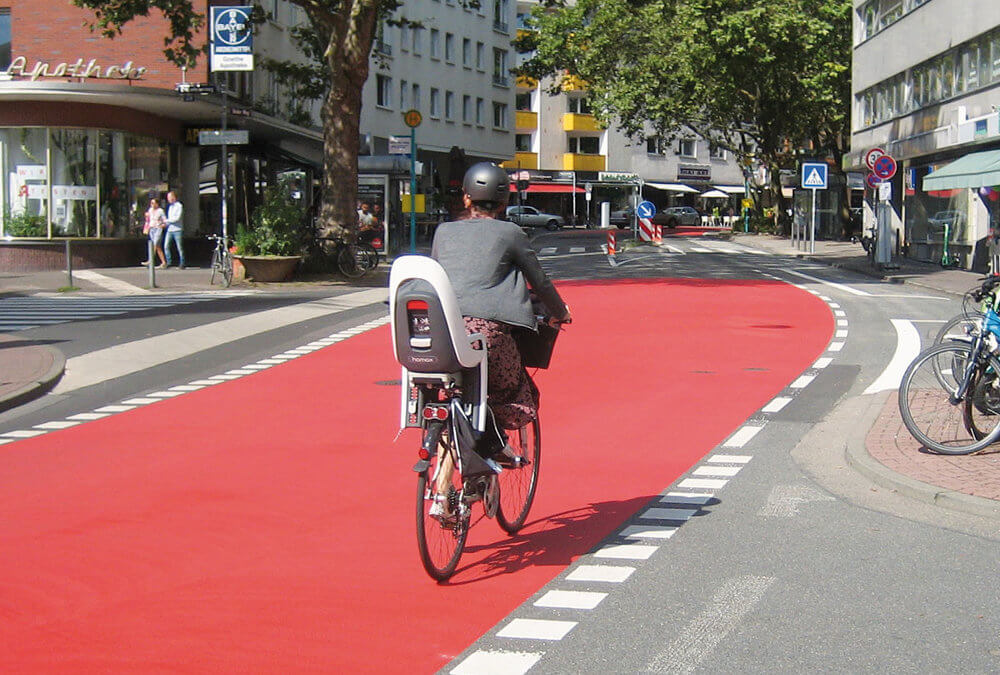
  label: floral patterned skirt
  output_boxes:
[464,317,538,430]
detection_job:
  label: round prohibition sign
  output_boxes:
[864,147,885,170]
[872,154,897,180]
[403,109,423,128]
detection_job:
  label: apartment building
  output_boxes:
[848,0,1000,270]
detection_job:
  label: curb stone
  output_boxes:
[0,344,65,413]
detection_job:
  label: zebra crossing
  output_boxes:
[0,292,251,332]
[537,240,770,257]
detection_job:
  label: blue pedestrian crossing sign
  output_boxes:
[636,201,656,218]
[801,162,828,190]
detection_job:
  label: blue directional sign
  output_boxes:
[636,201,656,218]
[210,6,254,72]
[801,162,828,190]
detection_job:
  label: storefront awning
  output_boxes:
[645,182,699,193]
[700,189,730,199]
[509,183,584,193]
[923,149,1000,191]
[712,185,745,194]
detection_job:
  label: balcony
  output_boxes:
[561,74,588,91]
[516,74,538,89]
[515,110,538,130]
[562,113,600,132]
[562,153,605,172]
[501,153,538,170]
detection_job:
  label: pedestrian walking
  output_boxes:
[163,190,186,269]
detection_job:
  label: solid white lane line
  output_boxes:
[620,525,677,540]
[534,590,607,610]
[451,650,543,675]
[497,619,577,640]
[762,397,791,413]
[864,318,921,394]
[645,576,775,674]
[594,544,659,560]
[692,465,741,478]
[781,268,872,296]
[707,454,752,464]
[678,478,728,490]
[723,425,763,448]
[566,565,636,583]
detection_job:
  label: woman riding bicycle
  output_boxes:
[431,162,572,461]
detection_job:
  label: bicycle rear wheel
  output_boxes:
[337,244,368,279]
[219,248,233,288]
[934,313,980,346]
[898,343,1000,455]
[416,434,468,581]
[357,242,379,271]
[496,418,541,534]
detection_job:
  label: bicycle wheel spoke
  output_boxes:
[496,419,541,534]
[416,436,467,581]
[899,343,1000,455]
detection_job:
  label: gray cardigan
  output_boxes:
[431,217,569,330]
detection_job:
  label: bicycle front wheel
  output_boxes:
[219,248,233,287]
[898,343,1000,454]
[357,242,379,271]
[416,435,468,581]
[933,313,980,346]
[496,418,541,534]
[337,244,367,279]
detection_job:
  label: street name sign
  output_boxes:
[199,129,249,145]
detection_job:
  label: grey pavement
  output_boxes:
[2,233,998,521]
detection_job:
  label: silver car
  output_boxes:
[505,205,564,231]
[657,206,703,228]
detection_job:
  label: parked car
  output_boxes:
[609,207,634,229]
[657,205,703,228]
[505,205,564,230]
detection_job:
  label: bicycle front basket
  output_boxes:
[513,324,560,369]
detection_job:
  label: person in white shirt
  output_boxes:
[164,190,186,269]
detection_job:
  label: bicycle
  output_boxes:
[898,290,1000,455]
[389,255,562,581]
[932,276,1000,347]
[208,234,233,288]
[313,234,379,279]
[940,221,962,268]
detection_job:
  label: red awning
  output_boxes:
[509,183,585,193]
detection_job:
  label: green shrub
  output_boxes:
[237,183,305,256]
[3,210,46,237]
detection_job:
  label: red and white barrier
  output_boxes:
[654,223,662,244]
[638,217,655,242]
[607,230,616,255]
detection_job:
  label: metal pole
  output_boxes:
[409,125,416,253]
[65,239,73,288]
[810,188,816,254]
[148,239,156,288]
[221,81,229,242]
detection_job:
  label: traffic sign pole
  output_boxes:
[409,124,416,253]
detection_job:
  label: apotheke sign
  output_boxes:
[1,56,147,81]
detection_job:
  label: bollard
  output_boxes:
[147,240,157,288]
[64,239,73,288]
[654,223,662,244]
[607,230,616,256]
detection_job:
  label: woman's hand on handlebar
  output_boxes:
[548,306,572,328]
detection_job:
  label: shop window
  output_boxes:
[1,128,49,238]
[0,8,10,70]
[50,129,97,237]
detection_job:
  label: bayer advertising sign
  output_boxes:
[210,6,254,72]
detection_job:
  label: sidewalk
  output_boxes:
[3,236,999,519]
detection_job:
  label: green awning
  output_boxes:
[923,149,1000,191]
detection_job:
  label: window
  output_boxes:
[445,33,455,63]
[568,137,600,154]
[678,138,696,158]
[375,22,392,56]
[430,88,440,118]
[710,145,727,160]
[476,42,485,71]
[0,8,9,70]
[493,101,508,128]
[412,84,421,110]
[412,26,422,54]
[400,23,409,51]
[463,38,472,68]
[463,95,472,123]
[376,74,391,108]
[493,48,508,86]
[399,80,408,110]
[515,134,532,152]
[476,97,485,125]
[493,0,509,32]
[445,91,454,120]
[646,136,667,155]
[429,29,440,59]
[567,96,592,114]
[515,92,532,111]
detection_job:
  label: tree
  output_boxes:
[72,0,403,238]
[519,0,852,229]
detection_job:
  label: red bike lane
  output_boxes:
[0,278,831,672]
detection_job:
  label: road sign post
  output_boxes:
[402,109,422,252]
[801,162,829,254]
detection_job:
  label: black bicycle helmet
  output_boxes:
[462,162,510,207]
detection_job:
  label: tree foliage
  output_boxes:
[519,0,852,220]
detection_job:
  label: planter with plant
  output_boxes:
[234,183,306,282]
[3,210,47,237]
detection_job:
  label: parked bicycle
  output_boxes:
[207,234,233,288]
[898,284,1000,454]
[389,256,566,581]
[931,275,1000,346]
[309,234,379,279]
